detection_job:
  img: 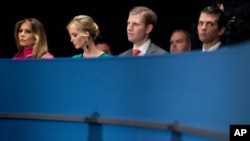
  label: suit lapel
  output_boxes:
[145,42,155,54]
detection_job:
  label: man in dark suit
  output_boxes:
[197,5,227,52]
[119,6,167,56]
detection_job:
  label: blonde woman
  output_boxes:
[67,15,110,58]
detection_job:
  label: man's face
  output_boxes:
[127,14,147,44]
[170,31,191,53]
[197,12,224,44]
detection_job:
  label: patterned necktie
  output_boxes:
[133,49,141,56]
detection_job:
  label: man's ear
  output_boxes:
[146,24,153,34]
[219,27,226,36]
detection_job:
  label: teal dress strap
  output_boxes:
[72,54,83,58]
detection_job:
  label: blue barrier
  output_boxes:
[1,41,250,141]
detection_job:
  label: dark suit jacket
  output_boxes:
[119,42,167,56]
[218,43,228,50]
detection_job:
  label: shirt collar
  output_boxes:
[133,39,151,56]
[202,41,222,52]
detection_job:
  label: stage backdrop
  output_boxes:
[0,41,250,141]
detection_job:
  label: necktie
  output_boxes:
[133,49,141,56]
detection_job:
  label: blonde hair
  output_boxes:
[67,15,100,40]
[129,6,157,26]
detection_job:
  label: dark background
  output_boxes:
[0,0,230,58]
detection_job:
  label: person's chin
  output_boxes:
[199,35,206,40]
[75,46,81,49]
[128,38,134,42]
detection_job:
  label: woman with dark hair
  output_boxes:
[13,18,54,59]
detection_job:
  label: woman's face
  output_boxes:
[68,26,87,49]
[18,22,36,47]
